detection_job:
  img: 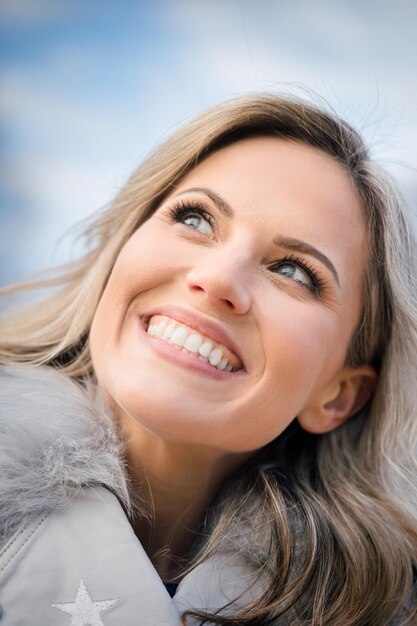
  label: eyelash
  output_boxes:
[269,254,325,296]
[167,199,215,231]
[166,200,325,297]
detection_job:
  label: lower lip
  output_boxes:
[137,317,245,380]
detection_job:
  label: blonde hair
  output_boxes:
[1,94,416,624]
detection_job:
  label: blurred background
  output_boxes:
[1,0,416,287]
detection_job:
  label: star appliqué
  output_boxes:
[51,579,118,626]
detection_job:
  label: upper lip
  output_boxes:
[140,305,245,369]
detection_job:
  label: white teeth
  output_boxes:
[184,333,202,353]
[171,326,188,346]
[145,315,239,374]
[163,322,176,339]
[208,347,223,367]
[153,321,167,338]
[199,341,213,357]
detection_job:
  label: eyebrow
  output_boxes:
[172,186,340,287]
[272,235,340,287]
[173,187,234,218]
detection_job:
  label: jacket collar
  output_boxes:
[0,365,130,540]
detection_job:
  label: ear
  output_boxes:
[297,365,377,434]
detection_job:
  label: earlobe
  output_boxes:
[297,365,377,434]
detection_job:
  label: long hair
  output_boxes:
[1,94,416,624]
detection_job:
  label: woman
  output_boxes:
[0,93,416,625]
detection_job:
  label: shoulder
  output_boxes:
[0,485,182,625]
[0,365,130,542]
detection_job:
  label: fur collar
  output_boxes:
[0,365,131,541]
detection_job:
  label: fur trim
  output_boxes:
[0,365,131,541]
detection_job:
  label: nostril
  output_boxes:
[191,285,205,292]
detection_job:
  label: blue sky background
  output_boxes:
[1,0,416,287]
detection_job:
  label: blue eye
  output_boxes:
[270,255,324,295]
[168,201,215,236]
[181,212,213,235]
[274,261,313,289]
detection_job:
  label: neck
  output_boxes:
[119,415,251,580]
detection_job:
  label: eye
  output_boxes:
[168,201,215,237]
[274,261,312,287]
[181,211,213,235]
[270,255,323,295]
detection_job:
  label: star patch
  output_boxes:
[51,579,118,625]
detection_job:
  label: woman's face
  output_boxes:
[90,137,368,453]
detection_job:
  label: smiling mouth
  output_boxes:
[141,314,244,374]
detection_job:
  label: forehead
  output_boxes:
[196,134,351,188]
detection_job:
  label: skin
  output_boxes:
[89,137,376,578]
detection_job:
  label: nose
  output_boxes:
[184,248,252,314]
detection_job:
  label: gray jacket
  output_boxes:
[0,366,263,625]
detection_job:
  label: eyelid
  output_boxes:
[268,254,326,297]
[167,198,218,234]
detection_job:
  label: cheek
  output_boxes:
[109,231,172,295]
[92,225,179,320]
[197,317,343,452]
[258,308,349,412]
